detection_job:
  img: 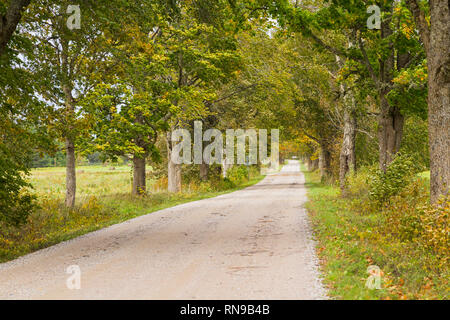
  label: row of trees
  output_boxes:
[278,0,448,203]
[1,0,283,214]
[0,0,448,224]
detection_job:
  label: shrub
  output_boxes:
[153,176,168,191]
[226,165,249,185]
[383,178,429,241]
[382,180,449,269]
[418,196,450,262]
[0,144,36,226]
[367,153,420,207]
[211,177,235,191]
[345,166,372,199]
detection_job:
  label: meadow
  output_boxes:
[0,165,263,263]
[29,165,147,200]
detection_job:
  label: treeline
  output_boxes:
[276,0,448,204]
[0,0,448,227]
[0,0,285,225]
[29,151,123,168]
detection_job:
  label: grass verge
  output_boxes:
[301,164,448,300]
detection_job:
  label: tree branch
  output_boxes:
[0,0,31,56]
[405,0,430,54]
[357,33,380,90]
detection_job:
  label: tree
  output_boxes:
[0,0,50,224]
[160,0,243,192]
[0,102,36,226]
[23,0,116,207]
[282,0,426,172]
[406,0,450,203]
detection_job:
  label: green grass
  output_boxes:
[29,165,143,200]
[0,167,264,263]
[419,171,430,180]
[301,165,389,299]
[32,165,133,172]
[301,163,447,300]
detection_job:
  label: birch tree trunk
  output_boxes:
[63,82,76,208]
[221,156,233,178]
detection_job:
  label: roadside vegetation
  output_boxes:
[302,161,449,300]
[0,165,263,263]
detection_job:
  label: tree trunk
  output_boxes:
[200,163,209,181]
[65,137,76,207]
[132,155,146,195]
[319,144,331,181]
[378,95,404,172]
[62,80,76,208]
[167,131,182,193]
[311,158,319,171]
[0,0,31,56]
[377,13,404,172]
[168,156,181,192]
[221,157,232,178]
[339,110,357,192]
[131,110,147,195]
[306,157,313,171]
[428,0,450,203]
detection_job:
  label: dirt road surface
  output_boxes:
[0,160,327,299]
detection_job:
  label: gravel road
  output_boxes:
[0,160,327,299]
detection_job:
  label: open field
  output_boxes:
[0,166,264,263]
[29,165,149,200]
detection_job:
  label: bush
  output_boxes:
[226,165,249,185]
[0,144,36,226]
[382,179,449,270]
[345,166,372,199]
[367,153,420,207]
[418,197,450,262]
